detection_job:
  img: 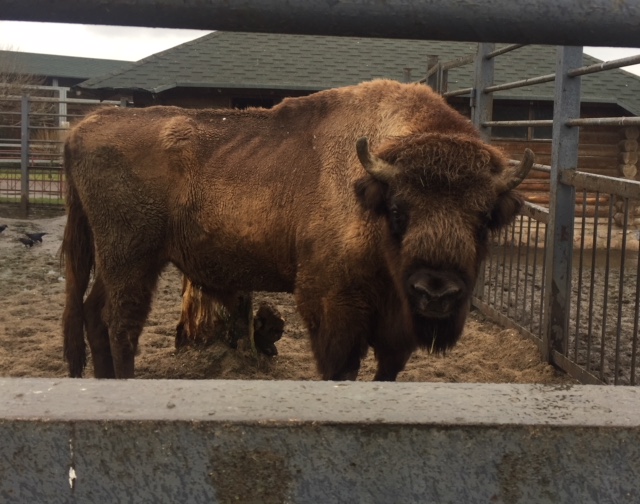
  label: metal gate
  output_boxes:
[467,44,640,385]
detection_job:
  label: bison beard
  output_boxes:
[61,79,533,381]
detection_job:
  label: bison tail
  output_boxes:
[61,145,95,377]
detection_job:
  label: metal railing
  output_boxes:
[0,87,120,214]
[468,44,640,385]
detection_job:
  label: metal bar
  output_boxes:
[2,1,640,47]
[442,87,473,98]
[521,216,532,330]
[426,56,439,90]
[484,73,555,94]
[613,199,629,385]
[521,201,550,224]
[567,117,640,127]
[542,46,582,362]
[506,222,516,317]
[532,221,542,337]
[549,351,604,385]
[2,95,120,105]
[472,43,495,142]
[569,53,640,77]
[586,194,600,373]
[513,217,524,322]
[470,42,495,302]
[531,163,551,174]
[632,238,640,385]
[599,199,614,382]
[486,44,526,59]
[500,225,509,310]
[440,68,449,94]
[561,171,640,200]
[574,191,588,362]
[493,238,501,308]
[484,120,553,127]
[440,54,476,71]
[20,94,29,217]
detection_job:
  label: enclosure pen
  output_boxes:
[457,43,640,384]
[2,0,640,502]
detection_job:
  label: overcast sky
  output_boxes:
[1,21,639,77]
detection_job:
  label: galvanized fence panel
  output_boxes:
[467,44,640,385]
[0,86,119,214]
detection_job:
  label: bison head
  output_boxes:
[355,133,533,351]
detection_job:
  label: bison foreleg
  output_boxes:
[300,291,370,381]
[371,340,413,382]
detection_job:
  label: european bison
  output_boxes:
[62,79,533,380]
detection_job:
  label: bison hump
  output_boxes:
[160,116,196,152]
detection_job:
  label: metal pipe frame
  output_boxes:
[1,0,640,47]
[569,53,640,77]
[567,117,640,127]
[542,46,582,362]
[486,44,526,59]
[483,119,553,127]
[442,87,473,98]
[484,73,556,94]
[19,95,29,217]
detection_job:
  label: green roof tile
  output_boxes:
[77,32,640,115]
[0,50,131,80]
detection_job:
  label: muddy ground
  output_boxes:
[0,213,575,384]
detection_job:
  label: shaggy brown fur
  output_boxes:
[62,79,532,380]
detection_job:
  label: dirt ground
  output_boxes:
[0,213,575,384]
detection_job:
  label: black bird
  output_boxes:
[19,237,34,248]
[0,224,7,233]
[25,232,47,243]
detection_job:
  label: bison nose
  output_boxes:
[408,269,465,317]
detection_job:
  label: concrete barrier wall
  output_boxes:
[1,379,639,503]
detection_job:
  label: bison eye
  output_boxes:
[389,204,409,240]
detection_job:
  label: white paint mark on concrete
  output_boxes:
[69,437,77,490]
[68,466,77,489]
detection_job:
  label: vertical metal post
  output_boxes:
[58,87,68,127]
[471,43,494,300]
[471,43,495,141]
[542,46,582,362]
[427,55,439,90]
[20,94,30,218]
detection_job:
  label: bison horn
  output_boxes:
[505,148,535,191]
[356,137,400,183]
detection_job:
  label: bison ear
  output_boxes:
[354,177,387,215]
[488,190,523,231]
